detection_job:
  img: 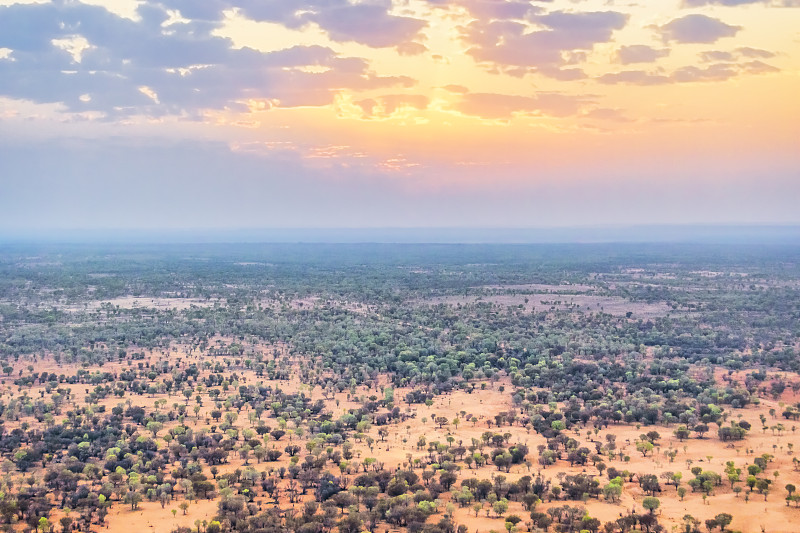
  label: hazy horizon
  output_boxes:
[2,224,800,245]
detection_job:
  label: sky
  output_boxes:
[0,0,798,233]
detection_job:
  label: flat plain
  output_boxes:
[0,243,798,533]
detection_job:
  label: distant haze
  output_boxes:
[2,226,799,245]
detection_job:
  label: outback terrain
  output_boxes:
[0,243,799,533]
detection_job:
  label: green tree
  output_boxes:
[146,420,163,437]
[642,496,660,514]
[492,498,509,518]
[636,441,654,457]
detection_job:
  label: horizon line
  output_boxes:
[1,224,800,246]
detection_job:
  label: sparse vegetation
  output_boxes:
[0,243,798,532]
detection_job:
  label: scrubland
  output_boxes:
[1,243,799,533]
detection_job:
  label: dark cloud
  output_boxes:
[658,14,741,44]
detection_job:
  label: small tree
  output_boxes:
[642,496,660,514]
[147,420,164,437]
[492,498,509,518]
[636,441,654,457]
[714,513,733,530]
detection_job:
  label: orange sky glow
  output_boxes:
[0,0,798,229]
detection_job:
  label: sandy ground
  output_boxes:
[4,341,800,533]
[416,293,672,318]
[79,296,220,311]
[106,498,219,532]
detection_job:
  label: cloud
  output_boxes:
[537,66,587,81]
[658,14,741,44]
[740,60,780,73]
[133,1,431,50]
[683,0,800,6]
[699,47,775,62]
[683,0,756,4]
[453,91,591,119]
[396,42,428,56]
[158,0,231,22]
[671,63,739,82]
[460,10,628,77]
[440,84,469,94]
[425,0,540,20]
[311,3,427,49]
[699,50,736,62]
[0,2,416,116]
[212,0,429,50]
[598,59,779,85]
[616,45,670,64]
[596,70,672,86]
[736,47,776,58]
[583,108,634,122]
[353,94,430,119]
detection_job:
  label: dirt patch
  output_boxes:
[59,296,221,312]
[417,293,672,318]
